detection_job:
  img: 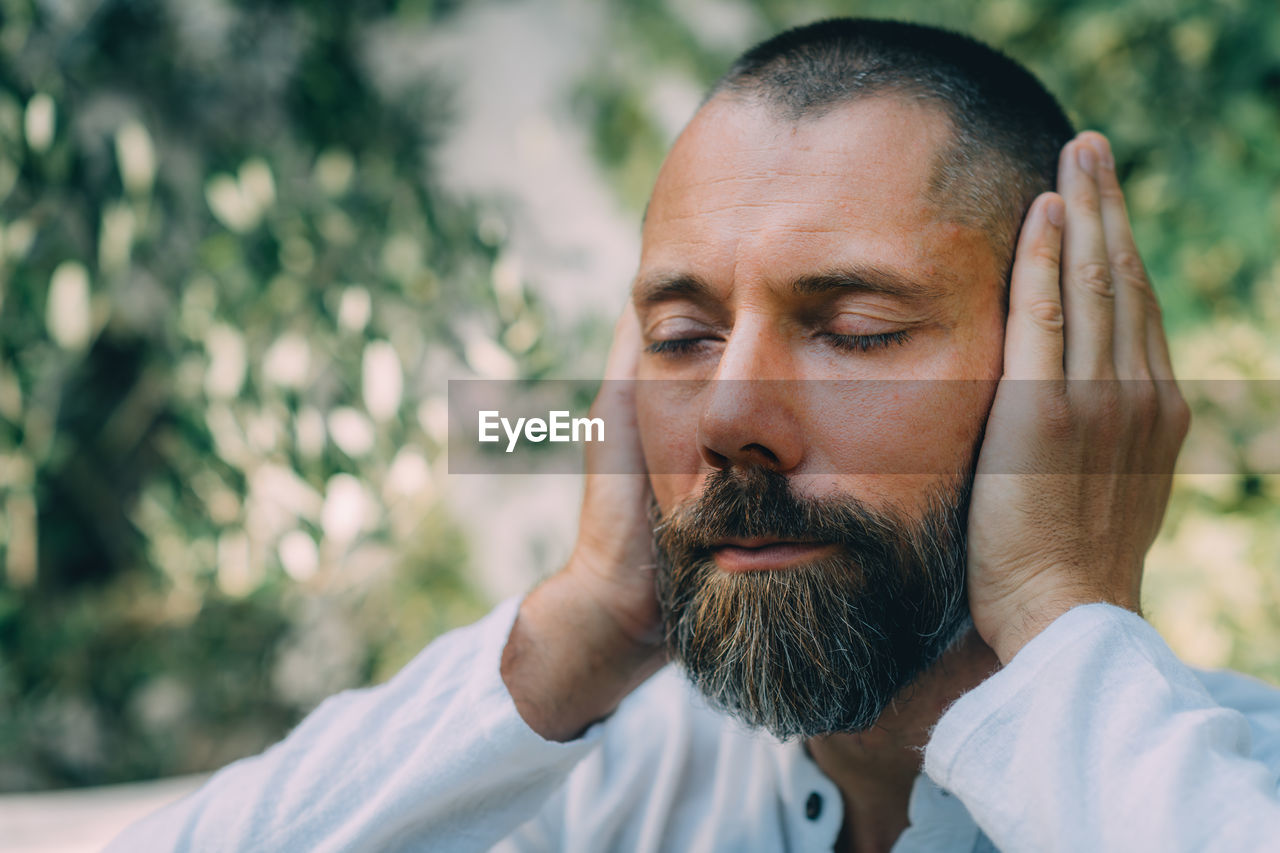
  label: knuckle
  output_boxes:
[1075,188,1102,216]
[1027,298,1065,331]
[1127,379,1159,416]
[1030,242,1062,269]
[1098,180,1127,203]
[1040,388,1075,435]
[1082,380,1123,421]
[1126,366,1154,386]
[1142,287,1165,320]
[1167,393,1192,436]
[1111,250,1149,286]
[1075,261,1115,298]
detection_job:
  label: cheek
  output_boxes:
[798,378,997,516]
[806,381,993,475]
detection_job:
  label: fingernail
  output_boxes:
[1076,143,1096,175]
[1045,196,1064,227]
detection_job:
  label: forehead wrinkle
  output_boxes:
[654,172,869,221]
[650,202,854,230]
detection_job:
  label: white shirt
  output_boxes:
[106,597,1280,852]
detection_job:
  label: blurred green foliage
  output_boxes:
[579,0,1280,680]
[0,0,572,790]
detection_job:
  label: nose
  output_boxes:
[696,317,804,472]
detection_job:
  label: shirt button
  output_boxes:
[805,792,823,820]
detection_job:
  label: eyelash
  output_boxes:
[645,339,706,357]
[644,330,912,357]
[823,330,912,352]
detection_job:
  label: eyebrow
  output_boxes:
[632,273,714,308]
[791,265,946,300]
[632,263,946,307]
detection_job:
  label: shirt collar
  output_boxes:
[772,738,985,853]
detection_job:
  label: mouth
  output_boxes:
[709,538,838,573]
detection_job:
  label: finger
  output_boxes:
[604,303,643,381]
[1132,264,1177,384]
[1146,306,1176,383]
[1080,132,1149,380]
[1059,135,1116,378]
[590,305,646,475]
[1004,192,1066,381]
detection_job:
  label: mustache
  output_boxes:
[652,466,918,563]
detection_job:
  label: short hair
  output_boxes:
[708,18,1075,281]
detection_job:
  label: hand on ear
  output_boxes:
[965,132,1189,665]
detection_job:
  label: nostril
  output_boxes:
[742,443,779,466]
[702,447,731,469]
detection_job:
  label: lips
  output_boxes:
[709,538,837,572]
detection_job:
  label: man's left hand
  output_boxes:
[966,131,1191,665]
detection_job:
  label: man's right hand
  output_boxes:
[500,306,668,741]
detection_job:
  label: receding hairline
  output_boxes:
[692,18,1075,283]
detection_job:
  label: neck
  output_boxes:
[804,628,999,853]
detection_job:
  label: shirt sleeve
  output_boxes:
[104,596,604,853]
[924,604,1280,852]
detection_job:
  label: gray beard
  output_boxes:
[652,466,973,740]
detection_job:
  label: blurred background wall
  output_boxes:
[0,0,1277,843]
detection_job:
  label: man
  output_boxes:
[109,19,1280,852]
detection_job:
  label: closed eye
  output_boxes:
[822,330,912,352]
[645,337,717,358]
[646,331,912,358]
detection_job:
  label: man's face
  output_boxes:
[632,95,1009,737]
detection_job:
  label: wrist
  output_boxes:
[983,587,1139,665]
[502,571,666,741]
[564,548,665,647]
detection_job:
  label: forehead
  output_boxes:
[640,95,994,293]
